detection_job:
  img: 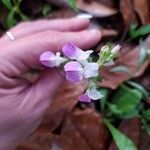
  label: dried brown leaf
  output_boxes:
[76,0,117,17]
[132,0,150,24]
[120,0,136,27]
[139,130,150,150]
[55,108,109,150]
[17,132,56,150]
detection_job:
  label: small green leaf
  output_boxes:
[104,119,137,150]
[110,66,131,74]
[2,0,13,10]
[94,76,102,82]
[99,88,108,112]
[7,8,17,27]
[126,81,149,99]
[108,85,142,118]
[130,24,150,40]
[68,0,77,11]
[42,4,52,16]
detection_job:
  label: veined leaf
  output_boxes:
[107,103,139,118]
[2,0,13,10]
[126,81,149,99]
[108,85,142,118]
[104,119,137,150]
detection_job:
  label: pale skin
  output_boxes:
[0,17,101,149]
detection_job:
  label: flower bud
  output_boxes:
[100,45,110,58]
[111,44,121,55]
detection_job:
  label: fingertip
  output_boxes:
[67,17,90,31]
[76,29,101,49]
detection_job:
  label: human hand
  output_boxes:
[0,17,101,150]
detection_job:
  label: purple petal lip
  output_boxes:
[65,71,83,83]
[40,51,56,67]
[79,93,91,103]
[62,43,77,59]
[64,61,83,83]
[64,61,83,71]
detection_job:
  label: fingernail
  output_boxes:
[89,29,101,34]
[76,13,93,19]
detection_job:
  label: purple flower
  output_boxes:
[40,51,66,68]
[64,61,83,83]
[62,43,93,62]
[79,93,91,103]
[64,61,99,83]
[79,87,104,103]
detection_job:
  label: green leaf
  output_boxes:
[126,81,149,99]
[99,88,108,112]
[107,103,139,118]
[42,4,52,16]
[2,0,13,10]
[108,85,142,118]
[141,118,150,135]
[143,109,150,121]
[7,8,17,27]
[110,66,131,74]
[104,119,137,150]
[68,0,77,11]
[130,24,150,40]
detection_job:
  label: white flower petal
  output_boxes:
[87,88,104,100]
[111,44,121,54]
[84,69,98,78]
[83,62,99,78]
[84,62,99,70]
[55,52,67,66]
[76,49,93,61]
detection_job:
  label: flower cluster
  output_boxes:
[40,43,120,103]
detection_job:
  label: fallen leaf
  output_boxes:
[120,0,136,27]
[17,131,56,150]
[139,130,150,150]
[55,108,109,150]
[101,28,118,38]
[109,118,141,150]
[76,0,117,17]
[132,0,150,24]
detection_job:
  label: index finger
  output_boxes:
[1,29,101,76]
